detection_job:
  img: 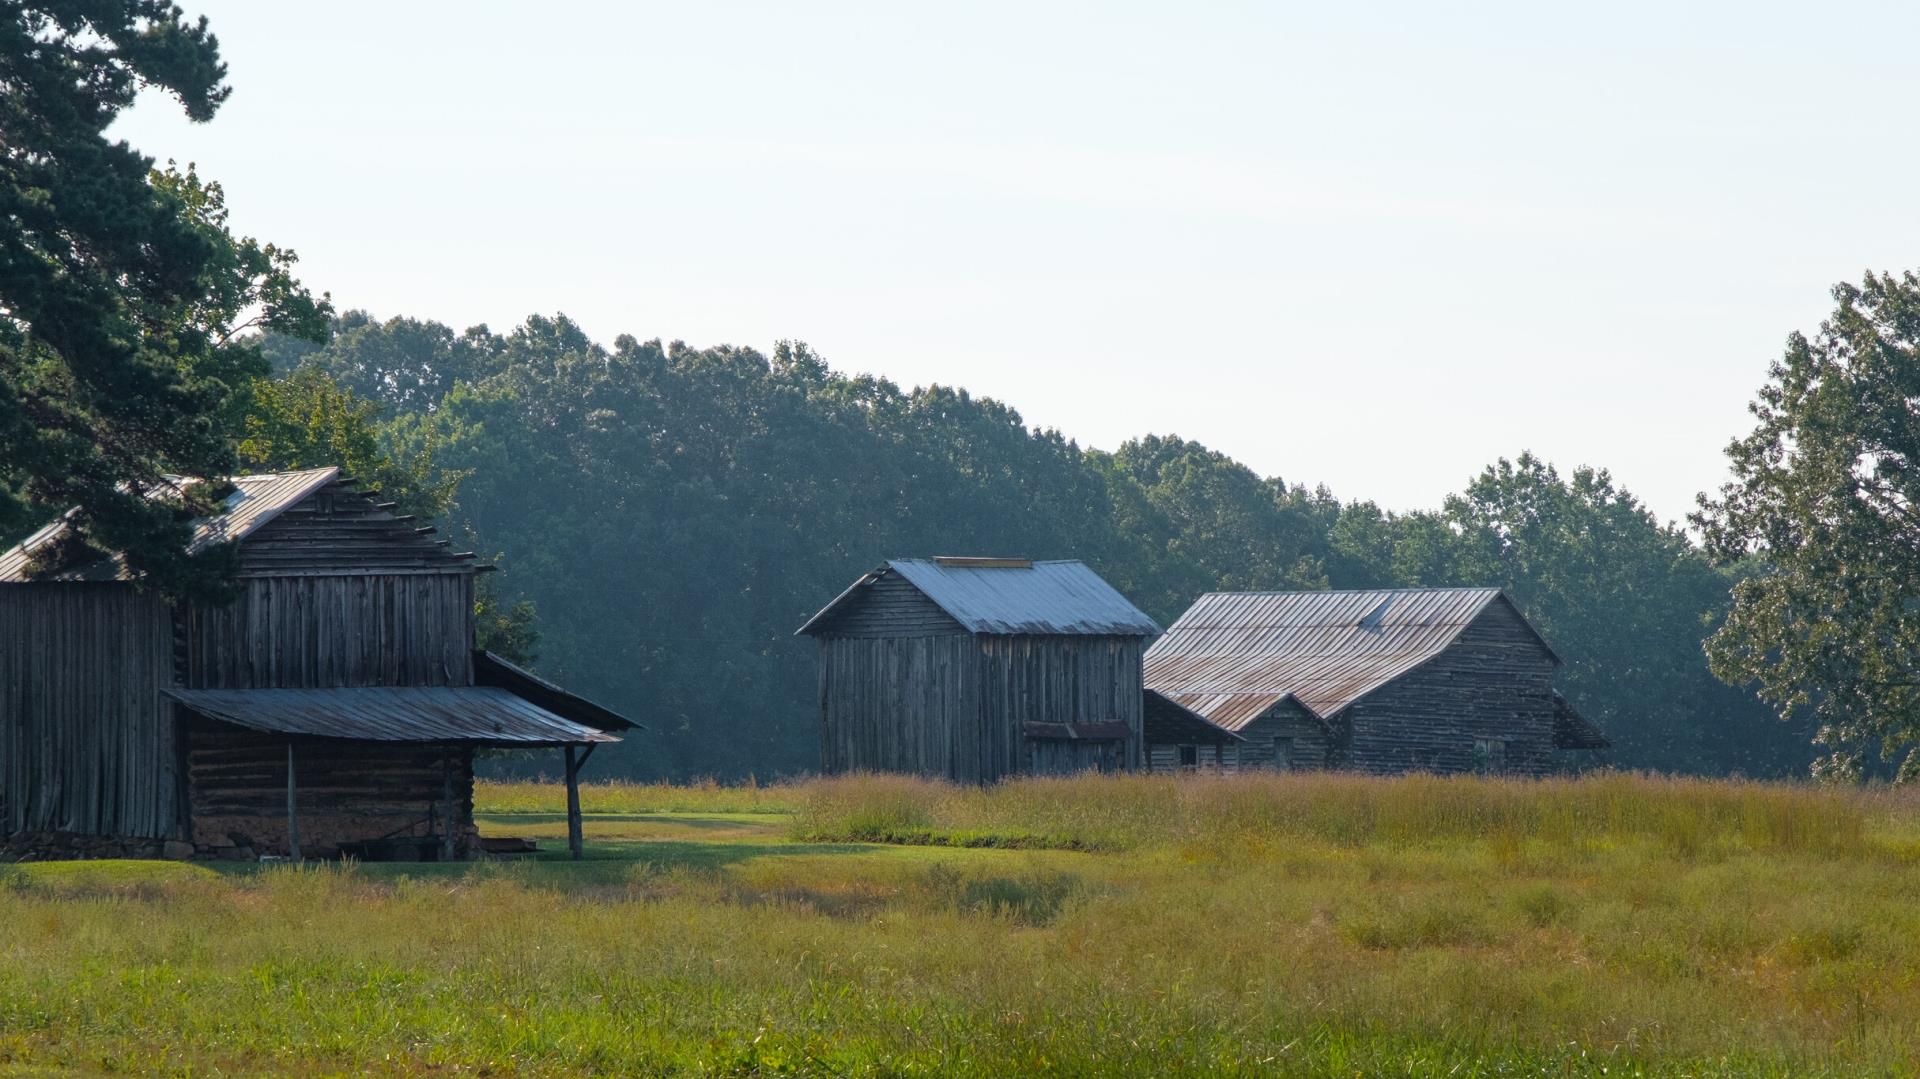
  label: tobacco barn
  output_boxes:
[0,467,634,861]
[1144,588,1608,776]
[797,557,1160,782]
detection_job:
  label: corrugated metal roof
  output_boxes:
[797,558,1159,636]
[1144,588,1550,729]
[164,686,619,745]
[0,468,339,583]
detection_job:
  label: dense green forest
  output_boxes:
[252,311,1811,781]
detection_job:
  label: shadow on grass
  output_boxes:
[203,838,874,889]
[477,813,777,830]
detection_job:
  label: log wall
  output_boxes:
[808,574,964,637]
[1344,599,1557,776]
[0,584,177,840]
[185,713,474,858]
[1145,743,1234,771]
[1234,700,1335,771]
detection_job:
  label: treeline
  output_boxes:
[257,311,1812,780]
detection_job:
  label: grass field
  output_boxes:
[2,772,1917,1076]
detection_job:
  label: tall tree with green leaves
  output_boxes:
[0,3,326,597]
[1442,454,1805,773]
[1696,272,1920,780]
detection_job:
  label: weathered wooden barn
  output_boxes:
[0,467,634,861]
[1145,588,1608,776]
[1142,689,1243,771]
[797,557,1160,782]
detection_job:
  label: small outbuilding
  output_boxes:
[1142,689,1243,771]
[797,557,1160,782]
[0,467,634,861]
[1145,587,1607,776]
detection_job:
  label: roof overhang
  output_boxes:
[164,686,619,747]
[795,565,887,636]
[473,650,641,732]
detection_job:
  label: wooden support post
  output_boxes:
[440,750,456,862]
[564,744,584,861]
[286,739,302,862]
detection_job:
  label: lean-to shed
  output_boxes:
[1145,588,1607,776]
[0,467,634,861]
[797,557,1159,782]
[1142,689,1243,771]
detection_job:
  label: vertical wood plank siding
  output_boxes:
[1344,601,1557,775]
[818,635,980,779]
[182,574,474,689]
[981,635,1142,778]
[818,631,1144,783]
[0,584,176,838]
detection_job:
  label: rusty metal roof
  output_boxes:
[797,558,1159,636]
[164,686,620,746]
[1145,588,1551,729]
[0,468,340,583]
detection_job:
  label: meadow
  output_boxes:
[2,772,1917,1077]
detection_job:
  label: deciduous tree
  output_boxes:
[1696,272,1920,780]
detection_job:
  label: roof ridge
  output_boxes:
[1194,585,1501,598]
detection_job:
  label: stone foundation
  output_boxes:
[2,831,168,861]
[3,819,479,863]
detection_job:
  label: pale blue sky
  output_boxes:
[115,2,1920,522]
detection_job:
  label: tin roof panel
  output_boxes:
[165,685,619,745]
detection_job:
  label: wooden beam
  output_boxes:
[439,751,456,862]
[286,739,301,862]
[564,745,583,861]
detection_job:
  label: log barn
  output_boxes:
[0,467,634,861]
[1145,588,1608,776]
[797,557,1160,782]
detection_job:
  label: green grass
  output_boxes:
[4,772,1919,1076]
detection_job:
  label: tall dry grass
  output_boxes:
[4,772,1917,1075]
[791,769,1882,856]
[476,775,803,815]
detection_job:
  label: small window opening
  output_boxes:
[1177,744,1199,768]
[1474,738,1506,774]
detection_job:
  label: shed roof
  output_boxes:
[796,558,1159,637]
[164,686,620,746]
[0,467,341,583]
[1144,588,1556,730]
[474,650,641,732]
[1143,688,1244,746]
[1552,692,1611,750]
